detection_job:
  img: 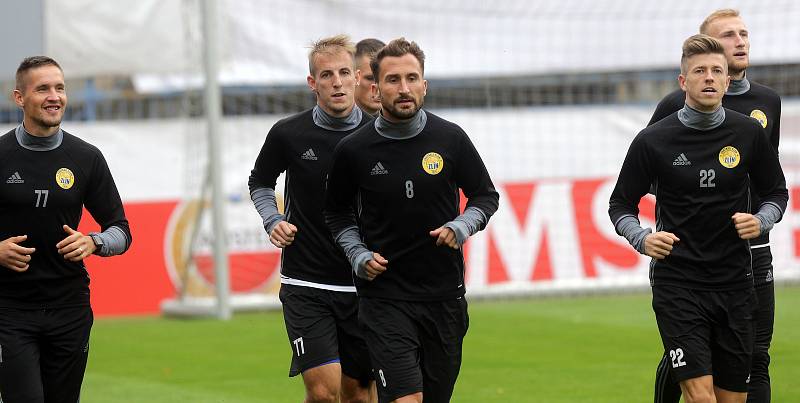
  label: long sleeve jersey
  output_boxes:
[609,110,787,290]
[248,108,371,288]
[648,81,781,254]
[0,129,131,308]
[324,111,499,301]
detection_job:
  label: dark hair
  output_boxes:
[355,38,385,59]
[16,56,62,91]
[370,37,425,81]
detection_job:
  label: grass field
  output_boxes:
[82,286,800,402]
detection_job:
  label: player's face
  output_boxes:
[355,55,381,115]
[13,65,67,136]
[375,54,427,122]
[307,50,356,117]
[705,16,750,78]
[679,53,730,112]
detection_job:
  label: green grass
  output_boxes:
[82,286,800,402]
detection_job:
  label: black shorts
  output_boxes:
[278,284,371,383]
[358,296,469,403]
[652,285,755,392]
[0,305,93,403]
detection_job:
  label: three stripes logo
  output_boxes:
[301,148,318,161]
[5,171,24,184]
[370,162,388,175]
[672,153,691,166]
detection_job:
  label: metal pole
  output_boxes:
[201,0,231,320]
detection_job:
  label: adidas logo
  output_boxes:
[672,153,691,166]
[370,162,388,175]
[765,270,773,283]
[301,148,318,161]
[5,171,24,184]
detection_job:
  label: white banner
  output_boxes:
[41,0,800,87]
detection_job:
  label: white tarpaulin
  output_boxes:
[44,0,800,89]
[45,0,199,76]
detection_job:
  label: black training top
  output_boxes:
[609,109,787,290]
[248,109,372,287]
[0,129,131,308]
[325,111,499,301]
[648,81,781,253]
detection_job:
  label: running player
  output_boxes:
[354,38,385,117]
[609,35,787,403]
[0,56,132,403]
[325,38,499,403]
[649,10,781,403]
[249,35,373,403]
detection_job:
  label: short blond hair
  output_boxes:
[699,9,740,34]
[308,34,356,76]
[680,34,726,73]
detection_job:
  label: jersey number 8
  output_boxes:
[405,180,414,199]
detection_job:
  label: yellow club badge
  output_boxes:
[422,152,444,175]
[56,168,75,189]
[750,109,768,129]
[718,146,740,168]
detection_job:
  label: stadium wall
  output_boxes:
[4,101,798,316]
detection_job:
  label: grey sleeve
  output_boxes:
[442,206,488,246]
[93,226,129,257]
[333,226,373,280]
[614,214,652,254]
[250,187,285,234]
[755,202,784,235]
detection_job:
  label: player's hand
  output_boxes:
[56,225,96,262]
[732,212,761,240]
[0,235,36,272]
[269,221,298,248]
[430,226,459,250]
[643,231,680,260]
[363,252,388,281]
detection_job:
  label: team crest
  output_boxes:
[718,146,740,168]
[56,168,75,189]
[749,109,768,128]
[422,152,444,175]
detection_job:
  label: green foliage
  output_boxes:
[83,286,800,402]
